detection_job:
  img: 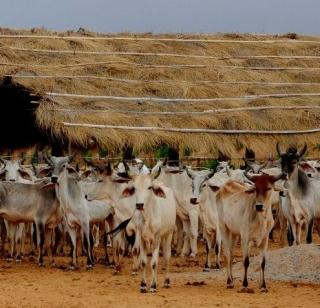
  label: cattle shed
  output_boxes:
[1,28,320,160]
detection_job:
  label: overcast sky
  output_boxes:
[1,0,319,35]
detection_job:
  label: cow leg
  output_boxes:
[176,220,184,256]
[203,230,212,272]
[36,223,45,266]
[279,207,287,247]
[240,238,253,293]
[296,223,302,245]
[139,242,148,293]
[102,231,110,266]
[15,223,25,263]
[162,233,173,289]
[45,228,55,267]
[29,222,37,260]
[306,219,314,244]
[287,221,294,246]
[131,231,140,276]
[214,230,222,270]
[180,220,190,257]
[222,229,236,289]
[0,218,7,256]
[67,228,77,270]
[189,210,199,258]
[6,222,16,262]
[259,238,268,293]
[81,222,94,269]
[150,240,161,293]
[92,224,100,248]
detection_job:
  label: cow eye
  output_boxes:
[267,187,272,191]
[148,186,152,190]
[202,184,206,187]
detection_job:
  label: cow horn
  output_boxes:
[273,172,287,182]
[244,169,254,181]
[106,161,112,176]
[152,166,162,180]
[276,142,283,157]
[31,162,37,175]
[162,158,167,166]
[298,143,307,158]
[226,166,231,177]
[206,169,215,180]
[68,153,75,163]
[186,167,195,179]
[0,157,7,166]
[43,152,52,166]
[257,161,268,173]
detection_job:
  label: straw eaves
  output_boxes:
[1,27,320,158]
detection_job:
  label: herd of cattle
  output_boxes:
[0,143,319,293]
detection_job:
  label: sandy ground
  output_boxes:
[0,231,319,308]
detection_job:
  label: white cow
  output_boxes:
[185,168,221,271]
[0,159,33,262]
[120,172,176,293]
[48,155,94,269]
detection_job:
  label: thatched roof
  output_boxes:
[1,27,320,158]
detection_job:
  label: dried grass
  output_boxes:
[1,28,320,157]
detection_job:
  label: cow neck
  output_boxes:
[288,166,310,197]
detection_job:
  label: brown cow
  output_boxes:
[215,173,284,292]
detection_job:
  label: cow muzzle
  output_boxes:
[51,176,58,184]
[190,198,199,205]
[256,204,264,212]
[136,203,144,211]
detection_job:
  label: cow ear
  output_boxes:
[38,167,52,178]
[113,177,131,184]
[0,170,5,180]
[66,166,79,177]
[81,170,92,180]
[152,186,166,198]
[18,169,33,181]
[245,186,256,194]
[209,185,220,192]
[122,186,135,197]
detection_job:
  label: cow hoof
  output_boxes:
[226,284,234,289]
[140,286,148,293]
[164,283,171,289]
[150,288,157,293]
[15,258,22,264]
[50,263,57,268]
[68,265,76,271]
[112,270,120,275]
[38,263,45,268]
[260,288,269,293]
[86,265,93,271]
[203,267,210,272]
[189,253,196,258]
[6,257,13,263]
[131,271,138,276]
[238,287,255,294]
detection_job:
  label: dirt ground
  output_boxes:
[0,231,319,308]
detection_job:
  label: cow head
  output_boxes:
[277,143,307,176]
[121,174,166,211]
[84,158,113,177]
[0,158,32,182]
[244,172,286,213]
[245,160,268,174]
[44,154,75,183]
[186,168,215,205]
[215,161,229,172]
